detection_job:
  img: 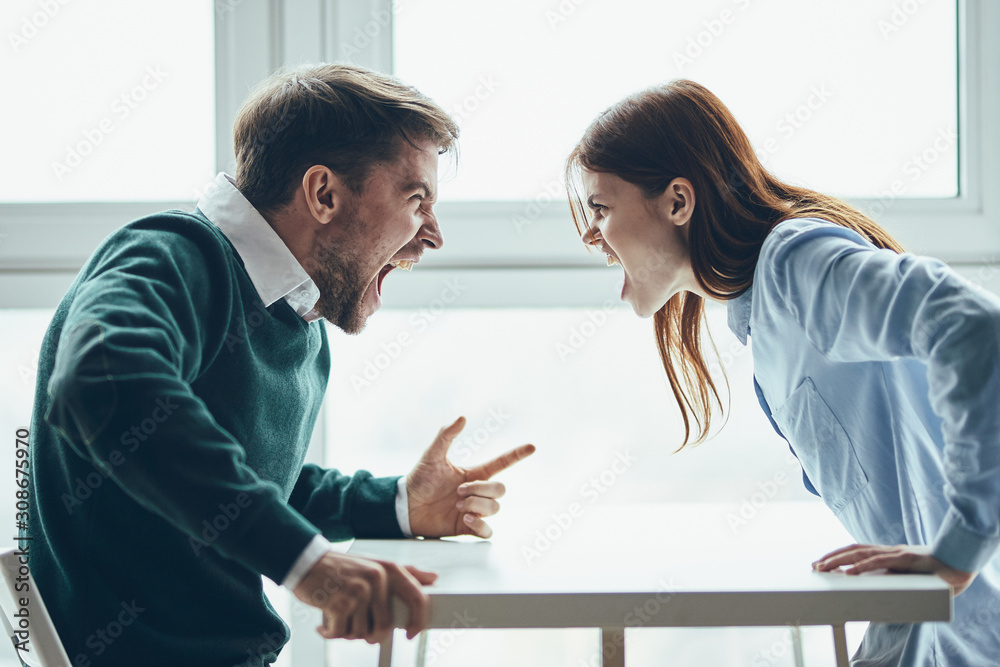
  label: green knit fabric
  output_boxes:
[25,209,403,667]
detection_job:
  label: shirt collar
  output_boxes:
[196,173,322,322]
[727,285,753,345]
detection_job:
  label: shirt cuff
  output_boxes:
[930,506,1000,573]
[396,476,413,537]
[281,533,332,591]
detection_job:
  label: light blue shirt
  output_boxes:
[729,218,1000,665]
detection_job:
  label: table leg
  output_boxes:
[378,630,394,667]
[415,630,428,667]
[831,624,849,667]
[791,625,805,667]
[600,627,625,667]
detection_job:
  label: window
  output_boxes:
[394,0,958,202]
[0,0,216,203]
[324,304,819,506]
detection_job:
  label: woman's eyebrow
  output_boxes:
[586,194,602,208]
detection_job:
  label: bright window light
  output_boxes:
[0,0,216,203]
[324,305,820,507]
[394,0,958,202]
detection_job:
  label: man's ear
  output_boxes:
[301,165,348,225]
[661,177,696,227]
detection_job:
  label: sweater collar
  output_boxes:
[197,173,322,322]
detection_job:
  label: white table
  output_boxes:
[348,504,952,667]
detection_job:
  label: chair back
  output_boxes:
[0,546,71,667]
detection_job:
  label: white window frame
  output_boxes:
[1,0,997,309]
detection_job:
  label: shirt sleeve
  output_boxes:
[396,475,413,537]
[281,534,333,590]
[757,218,1000,572]
[44,218,321,585]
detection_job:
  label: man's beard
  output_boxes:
[309,237,370,335]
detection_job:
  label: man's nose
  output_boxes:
[419,212,443,250]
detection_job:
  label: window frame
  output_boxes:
[1,0,997,308]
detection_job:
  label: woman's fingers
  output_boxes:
[813,545,884,571]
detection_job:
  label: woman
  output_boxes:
[565,79,1000,665]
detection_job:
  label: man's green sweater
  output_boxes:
[25,210,403,666]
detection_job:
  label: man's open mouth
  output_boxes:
[375,259,415,297]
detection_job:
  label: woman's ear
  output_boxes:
[660,177,696,226]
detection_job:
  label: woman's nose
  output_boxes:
[583,225,602,247]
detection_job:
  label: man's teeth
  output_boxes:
[390,260,414,271]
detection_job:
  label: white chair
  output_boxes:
[0,547,70,667]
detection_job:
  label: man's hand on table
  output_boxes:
[292,551,437,643]
[812,543,977,595]
[407,416,536,538]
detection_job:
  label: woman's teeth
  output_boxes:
[606,254,620,267]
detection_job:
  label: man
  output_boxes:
[25,63,534,666]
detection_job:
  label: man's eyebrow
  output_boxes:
[402,180,436,202]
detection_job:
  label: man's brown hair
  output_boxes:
[234,63,459,216]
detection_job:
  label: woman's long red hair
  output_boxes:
[566,80,903,449]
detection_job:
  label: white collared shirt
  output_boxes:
[196,173,323,321]
[196,173,412,591]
